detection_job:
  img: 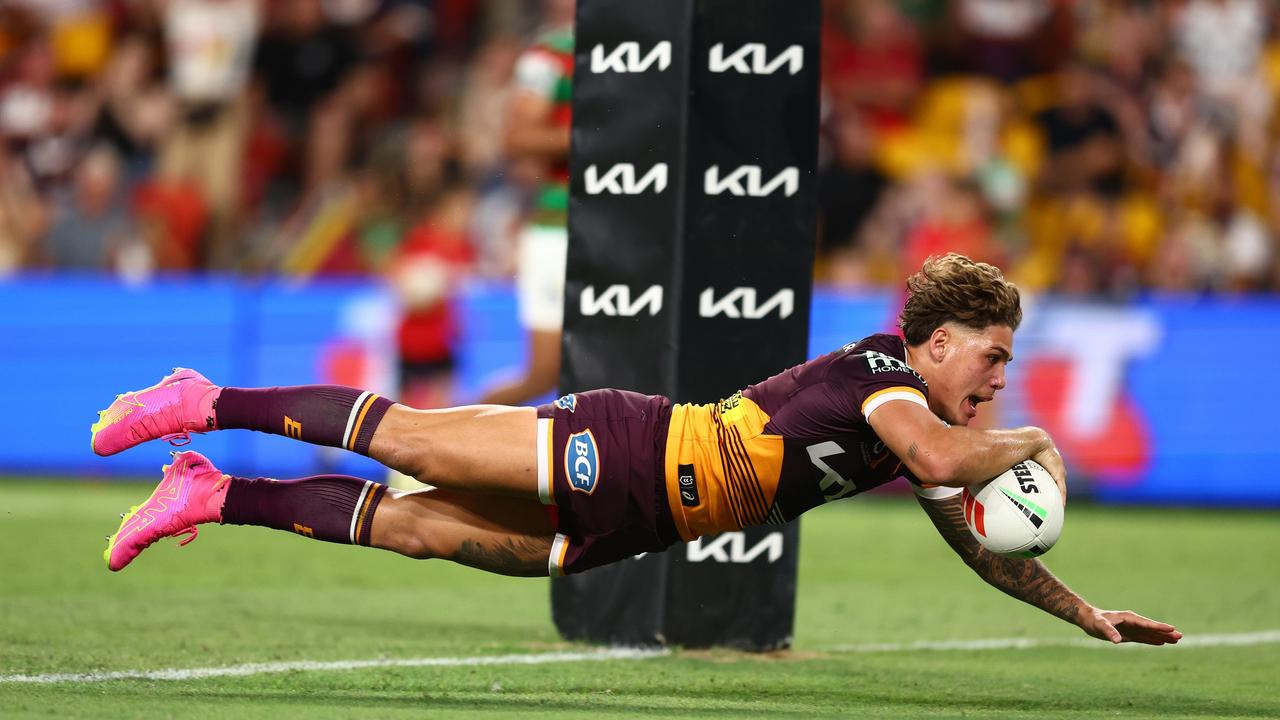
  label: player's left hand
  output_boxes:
[1079,607,1182,645]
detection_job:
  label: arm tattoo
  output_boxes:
[452,536,550,578]
[908,442,919,460]
[917,494,1083,625]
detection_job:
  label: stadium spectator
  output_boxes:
[817,108,889,284]
[90,32,171,183]
[940,0,1073,83]
[1032,61,1126,199]
[41,143,131,271]
[390,184,476,410]
[0,145,47,275]
[252,0,360,205]
[477,0,574,406]
[155,0,260,269]
[822,0,924,132]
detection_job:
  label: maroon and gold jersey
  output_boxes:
[662,333,931,541]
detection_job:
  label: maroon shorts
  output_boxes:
[535,389,679,575]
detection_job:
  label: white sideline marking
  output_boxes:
[0,647,668,685]
[826,629,1280,654]
[4,630,1276,684]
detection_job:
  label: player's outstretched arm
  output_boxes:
[915,493,1182,646]
[868,401,1067,497]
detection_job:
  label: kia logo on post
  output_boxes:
[584,163,669,195]
[580,285,664,317]
[590,41,672,74]
[703,165,798,197]
[687,532,784,563]
[708,43,803,75]
[699,287,794,320]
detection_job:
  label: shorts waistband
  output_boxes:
[652,407,679,547]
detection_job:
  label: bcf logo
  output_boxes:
[564,430,601,494]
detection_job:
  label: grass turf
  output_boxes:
[2,479,1277,719]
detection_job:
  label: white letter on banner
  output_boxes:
[700,288,794,319]
[704,166,797,197]
[709,43,803,75]
[735,533,783,563]
[687,534,733,562]
[590,42,671,73]
[581,285,663,317]
[687,533,783,563]
[590,43,631,73]
[704,165,751,196]
[1034,307,1160,438]
[585,164,667,195]
[754,167,798,197]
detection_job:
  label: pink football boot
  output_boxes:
[104,451,228,572]
[90,368,220,456]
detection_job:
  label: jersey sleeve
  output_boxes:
[830,345,930,422]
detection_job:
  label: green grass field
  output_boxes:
[2,479,1277,719]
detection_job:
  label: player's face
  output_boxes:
[931,323,1014,426]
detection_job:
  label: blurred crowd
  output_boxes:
[2,0,1280,299]
[819,0,1280,295]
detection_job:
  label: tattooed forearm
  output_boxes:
[451,536,550,578]
[917,494,1084,625]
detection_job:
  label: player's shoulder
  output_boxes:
[833,333,927,387]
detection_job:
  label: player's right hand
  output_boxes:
[1031,433,1067,504]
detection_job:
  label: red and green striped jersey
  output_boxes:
[513,26,573,228]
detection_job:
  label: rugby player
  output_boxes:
[92,253,1180,646]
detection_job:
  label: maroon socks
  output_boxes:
[221,474,388,546]
[215,386,395,456]
[211,385,397,545]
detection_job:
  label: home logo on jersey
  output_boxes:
[554,394,578,412]
[565,430,600,494]
[864,350,925,383]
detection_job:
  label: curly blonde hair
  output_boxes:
[898,254,1022,345]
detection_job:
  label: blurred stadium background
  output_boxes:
[2,0,1279,503]
[2,1,1279,717]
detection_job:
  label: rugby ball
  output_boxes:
[961,459,1063,558]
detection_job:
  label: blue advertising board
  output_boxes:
[2,276,1276,506]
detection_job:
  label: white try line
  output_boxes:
[826,629,1280,654]
[0,647,669,685]
[5,630,1277,685]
